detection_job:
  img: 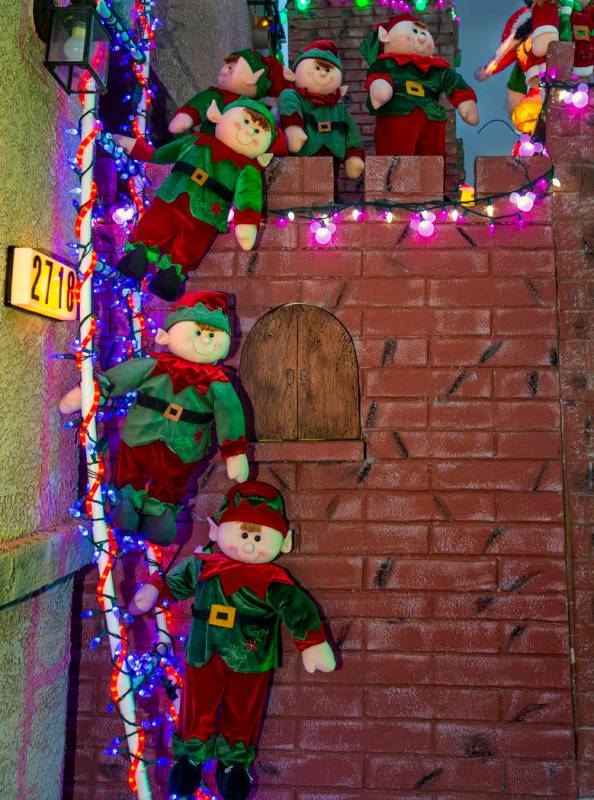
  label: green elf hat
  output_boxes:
[216,480,290,537]
[163,290,231,335]
[229,49,289,99]
[291,40,343,74]
[223,98,278,141]
[359,13,419,65]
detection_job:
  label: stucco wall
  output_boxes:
[151,0,253,106]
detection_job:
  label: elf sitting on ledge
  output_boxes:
[129,481,336,800]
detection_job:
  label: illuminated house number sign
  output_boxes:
[5,247,78,321]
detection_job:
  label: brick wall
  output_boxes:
[287,0,465,192]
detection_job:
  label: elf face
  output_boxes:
[155,321,231,364]
[215,106,274,159]
[381,20,435,57]
[217,55,262,98]
[210,521,293,563]
[294,57,343,94]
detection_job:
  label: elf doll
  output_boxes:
[531,0,594,78]
[129,481,336,800]
[278,40,365,181]
[360,13,479,157]
[59,291,249,546]
[114,99,284,301]
[169,48,295,135]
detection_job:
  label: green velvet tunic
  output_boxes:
[148,132,263,231]
[98,357,245,463]
[278,88,363,159]
[365,55,475,121]
[165,556,325,672]
[177,86,240,136]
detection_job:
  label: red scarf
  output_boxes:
[297,86,342,107]
[195,552,293,599]
[210,86,241,107]
[149,352,229,394]
[377,53,451,73]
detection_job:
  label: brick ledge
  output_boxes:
[251,440,365,462]
[0,524,94,608]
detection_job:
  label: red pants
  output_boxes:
[130,193,218,275]
[114,440,198,505]
[374,107,446,157]
[178,654,271,750]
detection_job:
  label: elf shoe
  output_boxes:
[168,755,203,797]
[110,498,140,534]
[215,762,253,800]
[148,266,185,301]
[116,246,148,280]
[139,505,177,546]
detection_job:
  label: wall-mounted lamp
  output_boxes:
[33,0,110,94]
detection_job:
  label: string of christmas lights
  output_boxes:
[291,0,459,23]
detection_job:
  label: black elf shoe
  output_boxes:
[216,762,253,800]
[147,266,185,301]
[139,507,177,546]
[168,755,202,797]
[116,247,148,280]
[110,498,140,534]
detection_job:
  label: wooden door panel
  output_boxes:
[297,305,360,440]
[239,304,298,440]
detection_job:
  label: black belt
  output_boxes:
[137,393,214,424]
[304,113,348,134]
[192,604,275,628]
[172,162,234,202]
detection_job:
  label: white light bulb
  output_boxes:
[63,22,87,61]
[418,220,435,238]
[572,84,589,109]
[315,227,332,245]
[385,211,394,224]
[486,204,494,217]
[287,211,295,222]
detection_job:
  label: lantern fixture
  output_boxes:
[34,0,110,94]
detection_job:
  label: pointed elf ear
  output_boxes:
[340,84,348,97]
[207,516,219,542]
[154,328,170,346]
[246,67,266,86]
[206,99,223,124]
[378,26,390,44]
[257,152,274,167]
[280,530,293,554]
[283,66,296,82]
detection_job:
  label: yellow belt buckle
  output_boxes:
[406,80,425,98]
[191,167,209,185]
[317,121,332,133]
[573,24,590,41]
[163,402,183,422]
[208,604,236,628]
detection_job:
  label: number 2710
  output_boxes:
[31,255,76,312]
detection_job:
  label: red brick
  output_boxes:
[366,431,494,459]
[267,685,363,718]
[283,491,365,521]
[364,249,489,277]
[253,442,364,463]
[366,619,499,653]
[339,278,426,307]
[284,555,362,590]
[505,759,576,796]
[255,751,363,788]
[238,249,361,277]
[296,719,432,754]
[429,338,555,367]
[498,493,564,523]
[366,491,495,523]
[493,308,558,336]
[433,654,571,688]
[364,557,497,591]
[498,557,568,593]
[432,460,562,491]
[496,431,562,459]
[365,686,500,721]
[365,755,505,791]
[363,308,491,337]
[493,368,559,398]
[430,400,560,430]
[363,400,428,429]
[296,522,429,555]
[297,462,429,492]
[365,367,492,398]
[490,248,555,276]
[474,156,552,194]
[354,337,428,368]
[311,590,431,620]
[502,690,574,724]
[364,155,445,199]
[428,278,555,308]
[434,722,573,760]
[206,277,298,309]
[431,524,566,556]
[500,622,569,655]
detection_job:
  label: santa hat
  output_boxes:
[376,13,421,32]
[360,14,423,64]
[292,39,343,73]
[163,290,231,334]
[216,481,290,537]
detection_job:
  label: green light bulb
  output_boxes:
[355,0,371,7]
[296,0,311,10]
[415,0,429,10]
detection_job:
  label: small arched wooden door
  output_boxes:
[239,304,361,441]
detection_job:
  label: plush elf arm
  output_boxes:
[170,89,213,133]
[439,68,479,125]
[121,134,194,164]
[97,357,157,399]
[278,89,309,153]
[268,582,335,673]
[233,163,263,252]
[344,109,365,179]
[364,65,395,110]
[130,556,201,614]
[209,380,249,481]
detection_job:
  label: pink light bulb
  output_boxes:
[315,227,333,245]
[418,220,435,238]
[572,84,589,109]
